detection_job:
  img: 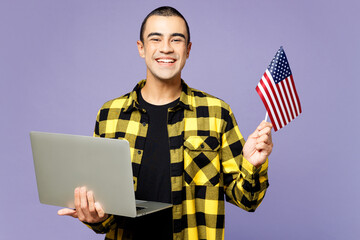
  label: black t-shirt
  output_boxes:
[136,92,179,203]
[131,91,179,239]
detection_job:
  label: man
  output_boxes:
[58,6,273,240]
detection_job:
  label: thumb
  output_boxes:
[58,208,78,218]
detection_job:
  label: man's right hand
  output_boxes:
[58,186,109,224]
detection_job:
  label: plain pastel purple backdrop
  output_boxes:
[1,0,359,239]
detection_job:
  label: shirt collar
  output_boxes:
[124,79,194,113]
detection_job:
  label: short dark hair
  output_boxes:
[140,6,191,45]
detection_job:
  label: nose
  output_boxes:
[159,40,174,53]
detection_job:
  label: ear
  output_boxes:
[186,42,192,59]
[137,40,145,58]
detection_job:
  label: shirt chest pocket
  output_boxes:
[183,136,221,186]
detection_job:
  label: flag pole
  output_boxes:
[264,112,268,122]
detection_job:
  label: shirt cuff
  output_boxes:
[242,157,268,176]
[84,214,115,233]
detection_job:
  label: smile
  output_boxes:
[156,58,176,63]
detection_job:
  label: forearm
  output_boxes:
[224,157,269,211]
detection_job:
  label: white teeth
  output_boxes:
[157,59,175,63]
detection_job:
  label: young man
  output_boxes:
[58,6,273,240]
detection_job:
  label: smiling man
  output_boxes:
[139,15,191,86]
[58,6,273,240]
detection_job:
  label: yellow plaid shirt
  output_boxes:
[86,80,269,240]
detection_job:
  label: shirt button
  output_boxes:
[137,150,141,155]
[200,144,205,148]
[142,122,146,126]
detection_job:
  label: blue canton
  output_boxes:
[267,46,292,84]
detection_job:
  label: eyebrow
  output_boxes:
[147,32,186,40]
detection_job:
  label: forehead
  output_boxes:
[144,15,188,38]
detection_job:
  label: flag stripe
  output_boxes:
[255,85,277,130]
[261,77,284,128]
[282,79,296,119]
[264,70,289,124]
[290,75,302,114]
[259,79,283,130]
[256,85,279,131]
[275,80,292,122]
[285,76,299,116]
[281,79,296,120]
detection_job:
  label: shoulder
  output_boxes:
[99,92,132,111]
[188,86,231,111]
[98,79,145,111]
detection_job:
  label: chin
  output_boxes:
[153,72,181,82]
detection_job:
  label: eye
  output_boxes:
[172,38,184,43]
[150,38,161,42]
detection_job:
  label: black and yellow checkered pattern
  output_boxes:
[86,80,269,240]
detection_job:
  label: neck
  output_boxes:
[141,77,182,105]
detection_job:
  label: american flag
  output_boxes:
[256,47,302,131]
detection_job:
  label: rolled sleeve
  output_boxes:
[221,107,269,211]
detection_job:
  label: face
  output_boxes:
[137,16,192,83]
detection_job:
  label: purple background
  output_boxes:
[1,0,359,239]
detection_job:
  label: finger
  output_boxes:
[94,202,107,219]
[259,130,272,149]
[258,131,272,145]
[80,186,91,220]
[259,126,272,136]
[75,187,85,221]
[256,142,271,151]
[257,121,273,131]
[256,142,273,155]
[257,134,270,145]
[87,191,98,219]
[58,208,78,218]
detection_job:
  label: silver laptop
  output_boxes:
[30,131,172,218]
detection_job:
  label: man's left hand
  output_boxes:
[243,121,273,168]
